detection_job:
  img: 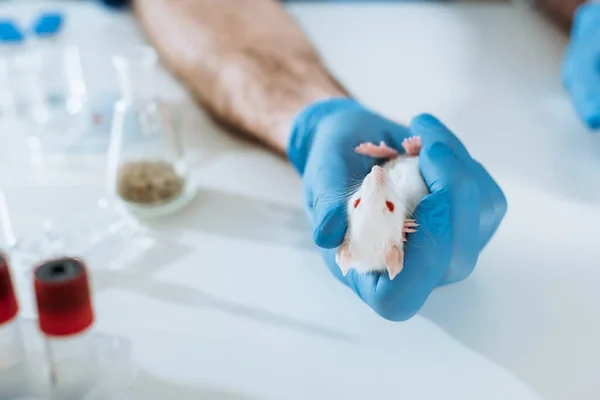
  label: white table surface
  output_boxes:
[1,1,600,399]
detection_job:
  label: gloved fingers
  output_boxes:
[339,189,453,321]
[378,115,417,150]
[468,160,507,250]
[409,113,507,251]
[307,153,370,249]
[570,3,600,42]
[307,117,410,248]
[562,7,600,130]
[313,199,347,248]
[567,79,600,130]
[409,113,471,160]
[419,140,481,285]
[319,106,413,151]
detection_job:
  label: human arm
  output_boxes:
[535,0,588,30]
[132,0,349,154]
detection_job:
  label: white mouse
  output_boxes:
[335,136,429,280]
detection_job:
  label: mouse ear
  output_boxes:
[335,242,353,276]
[385,244,404,280]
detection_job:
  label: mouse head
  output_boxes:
[336,165,407,279]
[347,165,406,230]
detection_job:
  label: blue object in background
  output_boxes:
[32,11,64,38]
[0,19,24,43]
[98,0,130,8]
[562,2,600,130]
[288,98,507,321]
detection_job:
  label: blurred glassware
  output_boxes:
[0,19,29,119]
[0,190,17,254]
[27,44,86,133]
[1,12,95,172]
[24,34,88,156]
[5,46,193,275]
[0,12,97,266]
[104,45,195,219]
[0,253,28,399]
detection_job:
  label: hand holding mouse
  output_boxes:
[288,98,507,321]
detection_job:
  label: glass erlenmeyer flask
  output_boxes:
[106,46,195,219]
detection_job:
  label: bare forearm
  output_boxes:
[534,0,590,30]
[132,0,349,154]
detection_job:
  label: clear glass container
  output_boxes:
[43,330,97,400]
[0,189,17,252]
[0,319,28,399]
[24,43,87,154]
[0,254,28,398]
[5,317,136,400]
[0,20,29,119]
[0,50,21,118]
[106,45,195,219]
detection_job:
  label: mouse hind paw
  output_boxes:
[385,244,404,280]
[355,141,399,159]
[402,136,422,156]
[336,242,353,276]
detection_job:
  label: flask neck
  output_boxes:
[112,46,158,104]
[115,67,156,103]
[120,90,157,104]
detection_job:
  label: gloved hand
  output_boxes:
[562,2,600,130]
[288,97,507,321]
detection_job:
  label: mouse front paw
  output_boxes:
[354,141,399,159]
[403,219,418,236]
[402,136,422,156]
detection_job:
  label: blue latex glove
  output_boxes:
[288,98,507,321]
[562,2,600,130]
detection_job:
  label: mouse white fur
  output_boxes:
[335,136,429,280]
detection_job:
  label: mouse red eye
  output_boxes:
[354,198,361,208]
[386,201,394,212]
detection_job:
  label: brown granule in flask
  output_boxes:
[117,160,184,205]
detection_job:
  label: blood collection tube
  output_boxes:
[33,256,96,397]
[0,252,27,397]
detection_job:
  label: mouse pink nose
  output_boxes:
[371,165,385,181]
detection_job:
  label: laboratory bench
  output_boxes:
[0,1,599,399]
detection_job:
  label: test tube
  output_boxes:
[0,252,27,398]
[0,190,17,251]
[0,19,27,118]
[27,11,86,127]
[33,256,96,399]
[32,11,85,109]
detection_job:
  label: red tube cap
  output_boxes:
[0,253,19,325]
[34,257,94,337]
